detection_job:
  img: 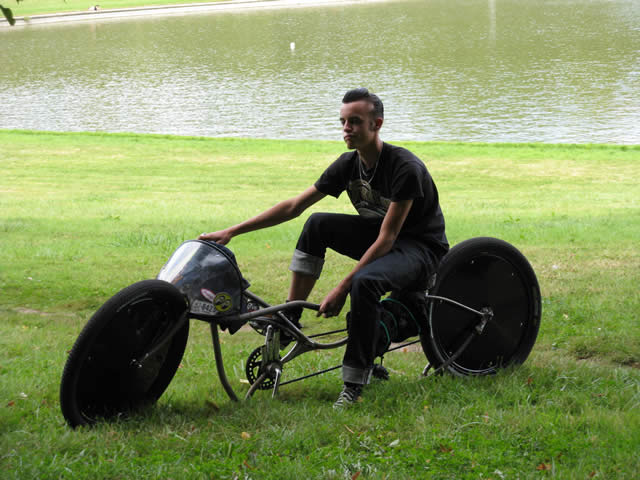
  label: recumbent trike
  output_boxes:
[60,236,541,428]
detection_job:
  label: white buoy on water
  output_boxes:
[290,42,296,51]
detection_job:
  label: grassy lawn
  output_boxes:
[3,0,224,18]
[0,130,638,478]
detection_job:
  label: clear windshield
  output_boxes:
[157,241,247,317]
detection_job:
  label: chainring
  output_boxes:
[245,346,280,390]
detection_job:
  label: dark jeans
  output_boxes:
[290,213,439,385]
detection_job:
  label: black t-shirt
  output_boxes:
[315,142,449,257]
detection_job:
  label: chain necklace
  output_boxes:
[358,147,383,185]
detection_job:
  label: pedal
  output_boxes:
[372,363,390,381]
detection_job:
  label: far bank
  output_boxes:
[1,0,386,27]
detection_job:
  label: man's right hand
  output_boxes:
[198,229,232,245]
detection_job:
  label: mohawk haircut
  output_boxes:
[342,88,384,119]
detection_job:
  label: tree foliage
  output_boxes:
[1,3,17,25]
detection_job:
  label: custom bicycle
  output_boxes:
[60,237,541,428]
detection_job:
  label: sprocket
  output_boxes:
[245,346,281,390]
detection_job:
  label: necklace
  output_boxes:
[358,148,383,185]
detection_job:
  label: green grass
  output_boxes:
[3,0,224,17]
[1,130,639,478]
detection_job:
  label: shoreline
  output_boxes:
[3,129,637,148]
[0,0,383,27]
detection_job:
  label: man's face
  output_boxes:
[340,100,381,150]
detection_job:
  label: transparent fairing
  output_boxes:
[157,240,248,318]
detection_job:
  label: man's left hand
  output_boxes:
[318,285,349,318]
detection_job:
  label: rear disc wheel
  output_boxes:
[421,237,541,376]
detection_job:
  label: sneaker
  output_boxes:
[333,383,362,409]
[279,305,303,348]
[279,321,302,348]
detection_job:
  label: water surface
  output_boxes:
[1,0,638,143]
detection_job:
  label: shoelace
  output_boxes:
[333,386,361,409]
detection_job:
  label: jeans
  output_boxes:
[289,213,439,385]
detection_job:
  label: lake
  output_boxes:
[1,0,638,144]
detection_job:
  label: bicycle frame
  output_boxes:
[183,288,493,402]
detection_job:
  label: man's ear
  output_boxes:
[373,117,383,130]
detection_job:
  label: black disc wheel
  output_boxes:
[60,280,189,428]
[245,346,279,390]
[421,237,541,376]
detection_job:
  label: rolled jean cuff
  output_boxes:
[289,249,324,279]
[342,365,373,385]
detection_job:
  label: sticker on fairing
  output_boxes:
[213,292,233,312]
[200,288,216,302]
[191,300,218,315]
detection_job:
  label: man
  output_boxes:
[199,88,448,408]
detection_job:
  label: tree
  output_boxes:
[1,1,18,25]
